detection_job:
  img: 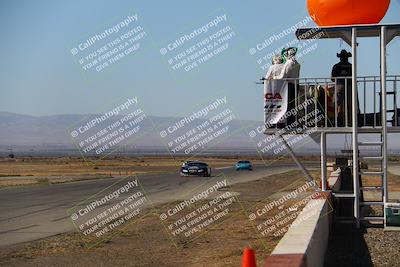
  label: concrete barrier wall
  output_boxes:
[264,170,341,267]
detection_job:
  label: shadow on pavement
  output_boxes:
[324,223,374,267]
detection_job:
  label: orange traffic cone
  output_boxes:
[241,247,256,267]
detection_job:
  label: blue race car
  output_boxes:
[235,160,253,171]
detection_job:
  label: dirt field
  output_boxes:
[0,155,319,188]
[0,156,250,187]
[0,170,318,267]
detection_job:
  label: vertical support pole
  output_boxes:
[374,77,377,127]
[321,132,327,191]
[394,77,398,126]
[381,26,388,205]
[352,27,360,228]
[334,80,338,127]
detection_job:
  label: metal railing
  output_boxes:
[263,75,400,129]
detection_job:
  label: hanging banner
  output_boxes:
[264,79,288,125]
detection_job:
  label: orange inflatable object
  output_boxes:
[307,0,390,26]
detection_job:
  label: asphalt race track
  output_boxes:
[0,162,319,247]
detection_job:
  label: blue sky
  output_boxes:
[0,0,399,121]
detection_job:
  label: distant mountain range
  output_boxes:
[3,111,396,156]
[0,111,263,152]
